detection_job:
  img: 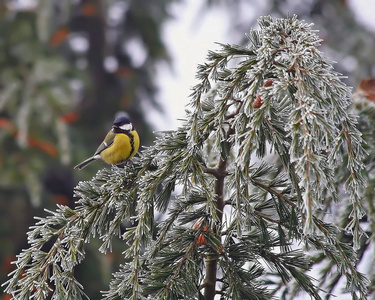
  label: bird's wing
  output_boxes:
[94,130,116,155]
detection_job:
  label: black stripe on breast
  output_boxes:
[126,132,135,158]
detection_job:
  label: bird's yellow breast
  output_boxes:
[100,130,140,165]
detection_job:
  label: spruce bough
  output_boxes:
[4,16,369,300]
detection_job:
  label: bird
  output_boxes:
[74,115,140,170]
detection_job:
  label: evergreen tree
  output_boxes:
[4,16,371,300]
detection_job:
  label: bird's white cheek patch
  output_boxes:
[120,123,132,131]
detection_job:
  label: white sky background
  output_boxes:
[151,0,375,131]
[151,2,233,130]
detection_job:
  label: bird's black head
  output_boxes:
[113,116,133,133]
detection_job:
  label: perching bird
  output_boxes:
[74,116,140,170]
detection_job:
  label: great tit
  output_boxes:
[74,116,140,170]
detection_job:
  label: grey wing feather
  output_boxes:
[74,131,116,170]
[94,131,116,155]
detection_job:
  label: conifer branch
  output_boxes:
[250,178,296,208]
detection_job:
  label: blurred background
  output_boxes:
[0,0,374,298]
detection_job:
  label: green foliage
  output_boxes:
[4,15,371,300]
[0,7,77,205]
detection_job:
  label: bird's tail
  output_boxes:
[74,156,98,170]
